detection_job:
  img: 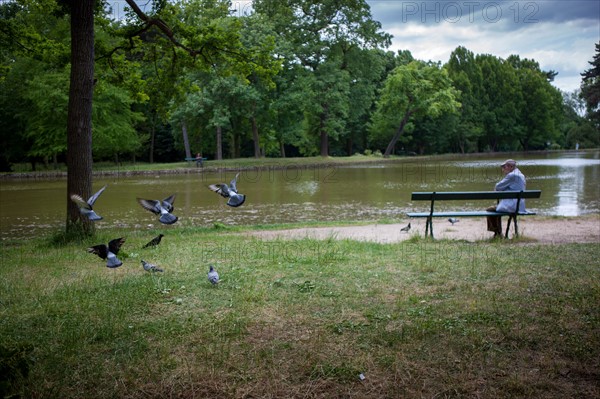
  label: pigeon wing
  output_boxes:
[162,194,176,212]
[137,198,162,215]
[108,237,126,255]
[208,184,231,198]
[88,244,108,260]
[229,173,240,193]
[70,194,92,211]
[87,185,107,206]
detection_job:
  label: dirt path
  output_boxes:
[249,215,600,244]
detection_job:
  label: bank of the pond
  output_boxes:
[3,150,588,179]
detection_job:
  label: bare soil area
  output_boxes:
[249,215,600,244]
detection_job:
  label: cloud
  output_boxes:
[368,0,600,92]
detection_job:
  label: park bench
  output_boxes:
[184,157,207,167]
[406,190,541,239]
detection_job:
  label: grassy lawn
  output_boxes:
[1,226,598,398]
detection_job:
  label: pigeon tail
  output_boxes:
[159,212,178,225]
[86,210,103,221]
[227,194,246,207]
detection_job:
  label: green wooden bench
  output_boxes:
[407,190,541,239]
[184,157,207,167]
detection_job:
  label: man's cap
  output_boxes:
[501,159,516,167]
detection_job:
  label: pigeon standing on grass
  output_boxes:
[208,173,246,207]
[88,237,126,268]
[448,217,460,225]
[142,234,164,249]
[141,260,164,272]
[70,185,107,221]
[208,265,219,285]
[400,223,411,232]
[136,195,178,225]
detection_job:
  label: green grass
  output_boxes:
[1,227,599,398]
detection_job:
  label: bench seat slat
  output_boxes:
[411,190,541,201]
[407,211,537,218]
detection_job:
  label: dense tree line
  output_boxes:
[0,0,597,172]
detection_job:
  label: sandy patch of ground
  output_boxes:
[249,215,600,244]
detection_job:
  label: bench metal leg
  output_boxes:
[426,217,434,238]
[505,215,518,238]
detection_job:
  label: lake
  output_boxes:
[1,151,599,240]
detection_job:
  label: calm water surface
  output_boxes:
[1,151,598,240]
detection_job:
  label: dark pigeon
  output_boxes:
[70,185,107,221]
[208,265,219,285]
[142,234,164,249]
[208,173,246,207]
[136,195,178,225]
[448,217,460,225]
[141,260,163,272]
[88,237,125,268]
[400,222,411,232]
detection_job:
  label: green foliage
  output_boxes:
[369,60,460,156]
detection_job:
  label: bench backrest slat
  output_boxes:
[411,190,541,201]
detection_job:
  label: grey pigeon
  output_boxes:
[137,195,178,224]
[141,259,163,272]
[400,222,411,232]
[208,265,219,285]
[448,217,460,225]
[142,234,164,249]
[70,185,107,221]
[208,173,246,207]
[88,237,125,268]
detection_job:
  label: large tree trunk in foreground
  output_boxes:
[66,0,95,235]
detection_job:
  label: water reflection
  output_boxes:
[1,151,598,240]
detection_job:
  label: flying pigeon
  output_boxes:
[208,265,219,285]
[136,195,178,225]
[448,217,460,225]
[142,234,164,249]
[400,222,411,232]
[70,185,107,221]
[87,237,126,268]
[208,173,246,207]
[141,260,163,272]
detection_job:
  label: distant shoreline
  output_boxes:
[1,149,596,180]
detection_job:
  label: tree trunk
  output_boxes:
[251,116,261,158]
[182,121,192,159]
[66,0,95,235]
[280,140,286,158]
[216,125,222,160]
[384,109,413,158]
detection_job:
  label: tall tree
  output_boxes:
[253,0,391,157]
[65,0,95,234]
[580,42,600,128]
[370,61,460,157]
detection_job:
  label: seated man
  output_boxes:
[195,153,203,167]
[487,159,526,237]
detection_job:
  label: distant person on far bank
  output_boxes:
[486,159,526,238]
[195,152,203,167]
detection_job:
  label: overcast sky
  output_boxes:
[366,0,600,92]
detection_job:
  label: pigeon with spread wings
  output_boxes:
[208,173,246,207]
[136,195,178,225]
[88,237,126,268]
[70,185,107,221]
